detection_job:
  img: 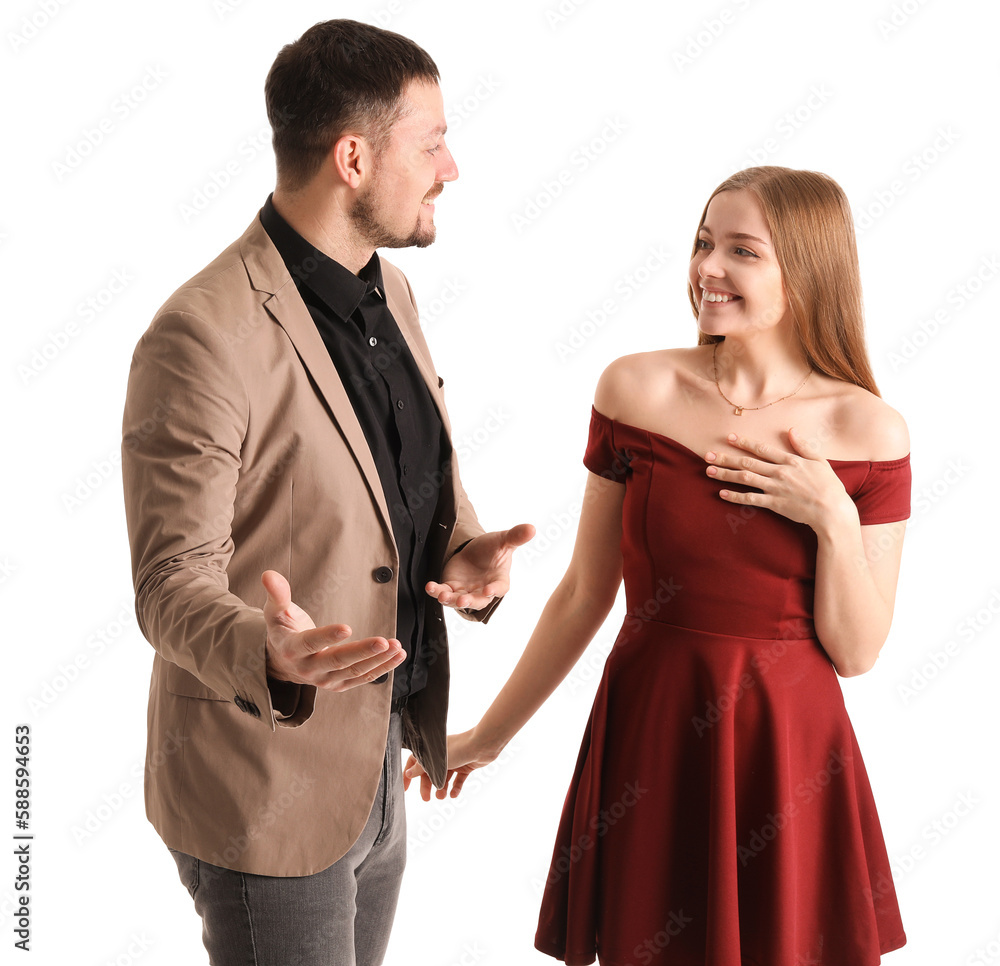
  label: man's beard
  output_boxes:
[350,176,437,250]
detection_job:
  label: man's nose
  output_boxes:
[437,142,458,182]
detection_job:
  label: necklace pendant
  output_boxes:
[733,406,743,415]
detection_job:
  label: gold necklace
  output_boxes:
[712,342,813,416]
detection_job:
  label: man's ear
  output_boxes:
[329,133,371,189]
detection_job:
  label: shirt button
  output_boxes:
[369,336,378,347]
[396,399,405,410]
[402,464,409,475]
[373,566,393,583]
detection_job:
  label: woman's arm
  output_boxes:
[474,470,625,750]
[811,514,906,676]
[405,469,625,799]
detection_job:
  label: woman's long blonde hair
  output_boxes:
[688,166,880,396]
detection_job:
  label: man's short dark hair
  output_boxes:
[265,19,440,192]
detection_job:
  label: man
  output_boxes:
[121,19,531,966]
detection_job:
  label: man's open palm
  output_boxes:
[262,570,406,691]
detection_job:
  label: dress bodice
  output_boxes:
[584,406,911,642]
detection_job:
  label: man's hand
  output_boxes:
[262,570,406,690]
[424,523,535,611]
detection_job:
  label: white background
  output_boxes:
[4,0,998,962]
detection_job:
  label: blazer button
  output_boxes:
[373,566,393,583]
[234,693,260,717]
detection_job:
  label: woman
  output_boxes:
[409,166,910,965]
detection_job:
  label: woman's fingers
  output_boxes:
[403,754,425,792]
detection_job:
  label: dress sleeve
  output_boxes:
[583,406,631,483]
[852,455,911,525]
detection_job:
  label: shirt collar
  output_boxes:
[259,192,384,321]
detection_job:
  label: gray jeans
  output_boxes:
[169,712,406,966]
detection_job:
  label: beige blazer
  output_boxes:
[121,211,498,876]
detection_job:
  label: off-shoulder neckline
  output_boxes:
[591,405,911,468]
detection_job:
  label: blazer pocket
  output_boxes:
[164,661,229,702]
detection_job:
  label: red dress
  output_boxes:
[535,407,910,966]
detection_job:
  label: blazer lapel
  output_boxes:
[239,216,395,540]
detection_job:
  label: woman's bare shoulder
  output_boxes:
[823,377,910,461]
[594,347,707,420]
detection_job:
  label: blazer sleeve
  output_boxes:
[121,309,307,731]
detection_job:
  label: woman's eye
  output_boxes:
[696,239,757,257]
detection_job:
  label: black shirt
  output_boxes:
[259,193,450,699]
